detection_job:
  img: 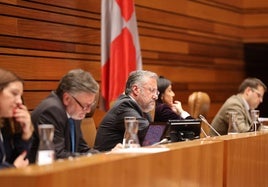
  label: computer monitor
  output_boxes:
[168,119,202,142]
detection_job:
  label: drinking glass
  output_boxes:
[250,110,260,132]
[122,117,140,148]
[36,124,55,165]
[228,111,239,134]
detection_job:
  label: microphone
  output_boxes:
[200,127,208,138]
[152,138,170,146]
[199,115,221,136]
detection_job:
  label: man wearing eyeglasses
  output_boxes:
[29,69,99,163]
[94,70,158,151]
[209,77,267,136]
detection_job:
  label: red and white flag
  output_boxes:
[101,0,142,110]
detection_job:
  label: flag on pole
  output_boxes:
[101,0,142,110]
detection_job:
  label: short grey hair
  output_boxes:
[56,69,99,98]
[125,70,158,95]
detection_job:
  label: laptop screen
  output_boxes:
[141,122,169,146]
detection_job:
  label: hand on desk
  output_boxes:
[111,143,124,151]
[13,151,29,168]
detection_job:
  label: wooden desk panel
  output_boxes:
[224,132,268,187]
[0,140,224,187]
[204,131,268,187]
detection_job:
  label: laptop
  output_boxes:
[141,122,169,146]
[168,119,202,142]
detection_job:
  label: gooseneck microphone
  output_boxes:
[199,115,221,136]
[200,127,208,138]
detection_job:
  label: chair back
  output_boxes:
[81,118,97,148]
[188,91,210,118]
[188,92,211,137]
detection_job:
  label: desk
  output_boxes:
[209,131,268,187]
[226,132,268,187]
[0,140,224,187]
[1,132,267,187]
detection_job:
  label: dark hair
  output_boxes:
[0,68,23,91]
[157,76,171,103]
[238,77,267,93]
[56,69,99,99]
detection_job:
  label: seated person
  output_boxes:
[210,77,267,136]
[154,76,192,122]
[94,70,158,152]
[0,68,33,169]
[29,69,100,163]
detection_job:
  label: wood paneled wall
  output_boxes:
[242,0,268,42]
[0,0,268,124]
[135,0,245,121]
[0,0,102,113]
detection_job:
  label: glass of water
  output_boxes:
[122,117,140,148]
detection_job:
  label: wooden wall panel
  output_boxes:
[18,19,100,44]
[0,15,18,35]
[136,6,215,33]
[242,1,268,42]
[0,59,101,80]
[243,0,268,8]
[0,36,100,54]
[0,4,99,28]
[140,36,189,54]
[243,14,268,27]
[143,64,244,83]
[0,0,268,125]
[26,0,101,13]
[205,0,243,9]
[243,28,268,42]
[187,1,242,25]
[135,0,188,15]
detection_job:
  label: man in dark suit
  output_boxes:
[29,69,99,163]
[210,77,267,136]
[94,70,158,152]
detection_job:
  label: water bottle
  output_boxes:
[36,124,55,165]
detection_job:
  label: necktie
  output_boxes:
[68,118,76,153]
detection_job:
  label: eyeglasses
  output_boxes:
[142,86,159,97]
[71,95,96,111]
[251,88,263,99]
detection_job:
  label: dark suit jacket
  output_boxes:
[29,91,93,163]
[0,120,32,169]
[94,95,150,152]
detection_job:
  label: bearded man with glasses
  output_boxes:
[94,70,159,152]
[29,69,100,162]
[209,77,267,136]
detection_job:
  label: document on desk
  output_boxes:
[108,147,170,154]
